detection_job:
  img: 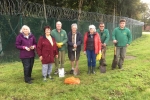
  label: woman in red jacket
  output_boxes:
[83,25,101,74]
[37,26,58,81]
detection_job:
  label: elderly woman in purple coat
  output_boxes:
[15,25,36,84]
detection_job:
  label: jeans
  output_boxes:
[42,63,53,77]
[86,50,96,67]
[21,57,34,82]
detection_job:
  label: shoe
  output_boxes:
[118,66,122,69]
[30,78,34,80]
[54,70,58,75]
[70,69,74,74]
[103,64,107,66]
[91,67,95,74]
[87,67,91,74]
[43,77,46,81]
[25,80,32,84]
[48,75,54,80]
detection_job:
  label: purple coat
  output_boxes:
[15,33,36,59]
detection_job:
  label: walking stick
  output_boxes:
[73,34,79,75]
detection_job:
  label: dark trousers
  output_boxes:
[86,50,96,67]
[21,57,34,82]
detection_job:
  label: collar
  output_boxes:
[22,33,31,39]
[119,27,125,30]
[56,29,62,33]
[88,32,96,36]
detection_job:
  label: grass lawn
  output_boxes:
[1,34,150,100]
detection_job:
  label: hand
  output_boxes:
[99,50,101,54]
[73,44,77,48]
[39,56,43,61]
[113,40,117,44]
[25,47,30,51]
[84,51,86,55]
[126,44,129,47]
[103,43,106,47]
[30,46,35,50]
[56,55,58,58]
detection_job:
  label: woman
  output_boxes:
[83,25,101,74]
[67,23,82,74]
[37,26,58,81]
[15,25,36,84]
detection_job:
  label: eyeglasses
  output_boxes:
[100,26,104,27]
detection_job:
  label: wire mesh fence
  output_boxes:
[0,0,144,63]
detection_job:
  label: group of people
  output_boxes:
[15,19,132,84]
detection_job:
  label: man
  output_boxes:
[51,21,68,74]
[67,23,82,74]
[96,22,110,66]
[112,19,132,69]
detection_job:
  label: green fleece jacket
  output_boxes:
[112,27,132,47]
[96,29,110,44]
[51,29,68,51]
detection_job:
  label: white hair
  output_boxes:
[56,21,62,25]
[20,25,31,33]
[71,23,78,29]
[89,25,96,32]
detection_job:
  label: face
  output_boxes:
[119,22,126,28]
[22,28,29,35]
[89,28,95,34]
[56,22,62,30]
[45,28,51,35]
[71,25,77,34]
[99,24,105,31]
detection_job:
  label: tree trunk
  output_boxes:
[0,33,4,56]
[78,0,83,21]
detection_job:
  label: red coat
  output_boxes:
[37,36,58,64]
[83,32,101,54]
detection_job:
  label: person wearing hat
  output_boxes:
[83,25,101,74]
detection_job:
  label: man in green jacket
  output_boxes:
[112,19,132,69]
[97,22,110,66]
[51,21,68,74]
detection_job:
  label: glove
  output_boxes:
[56,42,63,48]
[96,52,101,60]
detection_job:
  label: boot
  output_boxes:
[87,67,91,74]
[92,67,95,74]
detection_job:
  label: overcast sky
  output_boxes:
[141,0,150,4]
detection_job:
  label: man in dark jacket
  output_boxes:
[67,23,82,74]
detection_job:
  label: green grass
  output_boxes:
[1,34,150,100]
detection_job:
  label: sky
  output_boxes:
[141,0,150,8]
[141,0,150,4]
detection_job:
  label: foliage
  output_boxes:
[24,0,149,19]
[1,33,150,99]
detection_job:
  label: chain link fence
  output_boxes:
[0,0,144,63]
